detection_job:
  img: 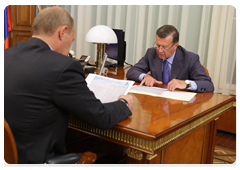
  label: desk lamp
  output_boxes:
[85,25,118,69]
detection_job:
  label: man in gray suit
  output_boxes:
[126,25,214,92]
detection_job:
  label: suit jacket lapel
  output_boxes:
[170,48,183,80]
[153,53,163,81]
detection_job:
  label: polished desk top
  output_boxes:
[88,66,235,141]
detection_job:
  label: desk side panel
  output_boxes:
[161,125,205,164]
[217,107,236,134]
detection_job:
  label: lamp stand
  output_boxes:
[96,43,106,69]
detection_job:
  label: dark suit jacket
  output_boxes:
[126,46,214,92]
[4,38,132,164]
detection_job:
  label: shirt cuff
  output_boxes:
[138,73,147,81]
[187,80,197,91]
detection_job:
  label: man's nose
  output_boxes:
[158,46,164,52]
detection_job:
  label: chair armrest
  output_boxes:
[45,152,97,164]
[46,153,81,164]
[77,152,97,164]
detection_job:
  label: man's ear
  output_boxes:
[175,42,179,47]
[58,26,68,41]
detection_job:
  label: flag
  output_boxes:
[4,6,12,49]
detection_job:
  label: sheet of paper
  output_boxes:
[86,74,135,103]
[129,85,197,101]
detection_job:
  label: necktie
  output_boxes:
[162,60,169,85]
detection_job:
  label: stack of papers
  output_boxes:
[86,74,134,103]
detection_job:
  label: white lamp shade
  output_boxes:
[85,25,118,44]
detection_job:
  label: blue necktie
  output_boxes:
[162,60,169,85]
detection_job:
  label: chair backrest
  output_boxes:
[4,119,18,164]
[4,119,96,164]
[201,64,210,76]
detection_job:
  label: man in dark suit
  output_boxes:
[126,25,214,92]
[4,6,133,164]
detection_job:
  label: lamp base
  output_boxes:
[96,43,106,69]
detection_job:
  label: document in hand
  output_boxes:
[129,85,197,101]
[86,74,135,103]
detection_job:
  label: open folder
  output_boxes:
[129,85,197,101]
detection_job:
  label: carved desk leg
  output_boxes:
[124,148,160,164]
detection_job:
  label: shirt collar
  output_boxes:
[48,45,54,51]
[163,50,176,64]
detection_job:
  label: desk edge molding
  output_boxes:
[68,101,233,155]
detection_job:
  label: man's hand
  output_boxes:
[140,75,162,87]
[118,95,134,110]
[167,79,187,91]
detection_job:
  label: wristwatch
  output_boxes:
[185,80,191,88]
[119,98,128,107]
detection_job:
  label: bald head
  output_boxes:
[32,6,76,56]
[32,6,75,36]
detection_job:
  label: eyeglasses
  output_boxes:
[153,42,176,51]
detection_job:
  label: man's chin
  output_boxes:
[158,55,166,60]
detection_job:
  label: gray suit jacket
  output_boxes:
[126,46,214,92]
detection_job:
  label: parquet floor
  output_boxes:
[213,130,236,164]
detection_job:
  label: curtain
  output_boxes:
[60,5,236,95]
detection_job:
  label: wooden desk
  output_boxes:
[217,100,236,134]
[67,66,235,164]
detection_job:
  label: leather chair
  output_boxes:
[201,63,210,76]
[4,119,97,164]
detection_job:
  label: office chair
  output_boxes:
[4,119,96,164]
[201,64,210,76]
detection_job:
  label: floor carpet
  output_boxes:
[213,146,236,164]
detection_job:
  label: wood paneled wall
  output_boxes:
[9,5,36,47]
